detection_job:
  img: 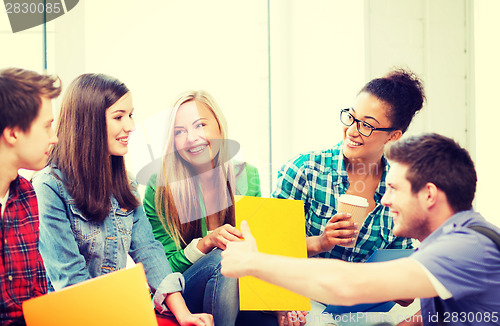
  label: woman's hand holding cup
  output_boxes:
[318,213,359,253]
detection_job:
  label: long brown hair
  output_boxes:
[155,90,236,248]
[50,73,139,222]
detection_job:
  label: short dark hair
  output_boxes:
[0,67,61,134]
[386,133,476,213]
[360,68,425,134]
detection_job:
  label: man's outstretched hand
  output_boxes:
[221,220,258,278]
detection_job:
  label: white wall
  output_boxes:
[53,0,271,194]
[269,1,365,191]
[365,0,500,227]
[365,0,472,146]
[474,0,500,227]
[0,14,54,73]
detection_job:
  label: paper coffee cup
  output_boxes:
[337,194,369,248]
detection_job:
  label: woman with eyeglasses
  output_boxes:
[275,68,425,263]
[240,69,425,326]
[269,68,425,325]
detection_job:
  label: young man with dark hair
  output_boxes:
[0,67,61,325]
[222,133,500,326]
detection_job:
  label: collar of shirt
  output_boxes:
[417,210,484,251]
[8,175,21,196]
[2,176,21,213]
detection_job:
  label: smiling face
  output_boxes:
[342,92,401,163]
[173,100,222,172]
[15,95,58,170]
[381,162,431,241]
[106,92,134,157]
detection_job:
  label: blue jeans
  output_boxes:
[182,248,238,326]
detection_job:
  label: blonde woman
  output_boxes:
[143,90,261,326]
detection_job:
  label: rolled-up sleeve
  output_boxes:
[153,272,185,314]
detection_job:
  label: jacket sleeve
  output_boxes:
[143,174,193,273]
[32,172,93,290]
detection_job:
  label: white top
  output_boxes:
[184,238,206,263]
[0,188,9,217]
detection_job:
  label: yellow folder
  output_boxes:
[23,263,158,326]
[234,196,311,311]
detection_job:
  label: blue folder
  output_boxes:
[365,249,415,263]
[323,249,415,315]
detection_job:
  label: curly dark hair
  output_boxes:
[360,68,425,134]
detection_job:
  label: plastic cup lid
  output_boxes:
[338,194,369,207]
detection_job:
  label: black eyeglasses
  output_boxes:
[340,108,396,137]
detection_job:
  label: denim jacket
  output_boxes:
[32,166,184,313]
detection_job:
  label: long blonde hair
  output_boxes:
[155,90,236,248]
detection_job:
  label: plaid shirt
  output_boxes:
[272,141,414,262]
[1,176,47,325]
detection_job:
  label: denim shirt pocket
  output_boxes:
[115,208,134,251]
[68,204,100,260]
